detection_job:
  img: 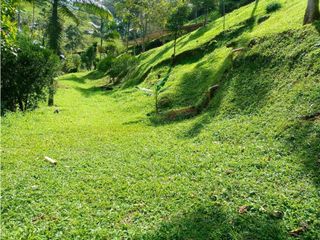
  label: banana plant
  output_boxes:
[138,67,172,114]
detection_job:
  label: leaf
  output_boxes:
[59,4,79,25]
[238,205,250,214]
[74,0,113,20]
[289,227,306,237]
[137,87,154,96]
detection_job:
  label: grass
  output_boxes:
[2,0,320,239]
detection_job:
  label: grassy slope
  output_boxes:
[124,0,306,110]
[2,0,320,239]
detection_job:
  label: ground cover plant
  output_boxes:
[1,0,320,239]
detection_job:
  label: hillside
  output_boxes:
[2,0,320,239]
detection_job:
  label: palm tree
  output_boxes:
[46,0,112,106]
[75,0,113,59]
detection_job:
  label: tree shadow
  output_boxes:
[60,74,86,84]
[280,120,320,190]
[82,70,106,80]
[135,205,287,240]
[251,0,260,18]
[74,85,113,98]
[312,21,320,34]
[181,53,273,138]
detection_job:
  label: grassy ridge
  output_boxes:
[2,0,320,239]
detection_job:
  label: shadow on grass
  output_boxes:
[74,86,105,98]
[186,52,272,135]
[61,74,86,84]
[281,120,320,190]
[312,21,320,34]
[135,205,287,240]
[251,0,260,18]
[82,70,106,80]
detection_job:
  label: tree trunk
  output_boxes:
[223,0,226,32]
[304,0,320,25]
[48,0,60,106]
[155,90,159,114]
[17,8,22,32]
[100,17,104,60]
[204,7,208,26]
[31,0,35,36]
[48,78,54,106]
[18,99,24,112]
[126,21,130,52]
[172,32,177,65]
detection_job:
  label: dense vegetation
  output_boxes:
[1,0,320,239]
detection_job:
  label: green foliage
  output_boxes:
[2,1,320,239]
[64,25,83,52]
[1,0,17,45]
[108,54,139,82]
[266,2,282,13]
[97,55,114,72]
[64,54,81,73]
[166,4,191,33]
[81,42,98,70]
[1,36,60,113]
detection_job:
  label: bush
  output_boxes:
[108,54,139,83]
[1,36,60,113]
[81,42,97,70]
[97,56,114,72]
[266,2,282,14]
[64,54,81,73]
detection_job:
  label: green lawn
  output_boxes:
[2,0,320,239]
[2,57,320,239]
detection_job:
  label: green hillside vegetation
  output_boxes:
[2,0,320,239]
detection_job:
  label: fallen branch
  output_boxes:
[299,112,320,121]
[232,47,246,53]
[44,156,57,165]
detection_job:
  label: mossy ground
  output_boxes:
[2,0,320,239]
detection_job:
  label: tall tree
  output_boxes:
[46,0,112,106]
[166,4,190,62]
[76,0,113,59]
[190,0,216,26]
[304,0,320,25]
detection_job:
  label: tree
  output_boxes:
[220,0,226,31]
[1,36,59,113]
[64,25,83,52]
[81,42,98,70]
[115,0,137,51]
[76,0,113,59]
[304,0,320,25]
[1,0,18,45]
[46,0,112,106]
[190,0,216,26]
[166,4,190,62]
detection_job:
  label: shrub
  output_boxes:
[108,54,139,83]
[97,56,114,72]
[266,2,282,14]
[64,54,81,73]
[81,42,97,70]
[1,36,60,113]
